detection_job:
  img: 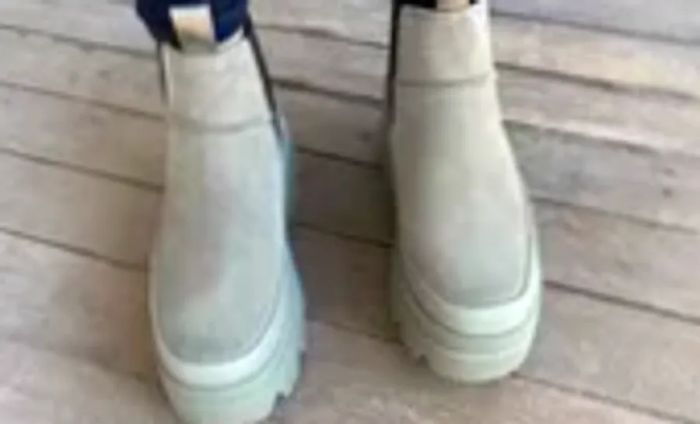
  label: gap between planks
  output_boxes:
[0,227,687,424]
[0,109,700,419]
[0,1,696,420]
[3,0,700,102]
[1,57,700,324]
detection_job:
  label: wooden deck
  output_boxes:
[1,0,699,422]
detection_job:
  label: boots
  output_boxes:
[149,25,304,423]
[388,0,542,382]
[150,2,540,422]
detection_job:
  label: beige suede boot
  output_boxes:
[388,0,541,383]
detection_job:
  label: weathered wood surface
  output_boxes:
[4,0,700,99]
[257,0,700,45]
[3,27,700,233]
[3,1,700,156]
[3,81,700,322]
[491,0,700,44]
[0,227,685,423]
[0,66,699,422]
[1,0,699,422]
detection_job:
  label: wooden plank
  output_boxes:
[0,98,695,418]
[0,222,390,381]
[0,225,661,423]
[0,320,668,424]
[4,65,700,236]
[0,85,380,187]
[0,341,176,424]
[490,0,700,44]
[3,7,700,158]
[294,229,394,338]
[0,1,697,422]
[282,324,670,424]
[254,0,700,98]
[280,89,383,164]
[5,0,700,100]
[296,154,392,242]
[0,231,156,382]
[0,207,690,422]
[528,289,700,422]
[0,153,159,266]
[257,0,700,47]
[3,123,699,323]
[0,226,673,422]
[539,203,700,322]
[4,22,700,161]
[490,16,700,100]
[1,96,700,417]
[2,66,700,320]
[266,0,700,45]
[262,30,700,159]
[0,146,391,263]
[513,125,700,232]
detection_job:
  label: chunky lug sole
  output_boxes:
[155,118,304,423]
[391,236,541,383]
[158,269,305,424]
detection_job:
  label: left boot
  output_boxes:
[387,0,541,383]
[149,19,304,423]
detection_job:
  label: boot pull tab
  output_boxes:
[436,0,473,11]
[169,4,217,51]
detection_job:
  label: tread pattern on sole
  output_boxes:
[391,252,541,384]
[160,276,305,424]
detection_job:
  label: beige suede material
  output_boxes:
[391,3,530,307]
[152,36,286,363]
[163,33,271,127]
[396,3,491,83]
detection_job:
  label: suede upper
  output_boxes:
[390,3,531,307]
[152,36,287,364]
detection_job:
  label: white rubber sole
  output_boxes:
[391,237,541,383]
[158,272,305,424]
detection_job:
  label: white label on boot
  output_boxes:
[169,4,216,49]
[437,0,471,10]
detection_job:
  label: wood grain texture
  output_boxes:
[3,27,700,233]
[0,153,159,266]
[0,198,695,421]
[538,203,700,322]
[0,226,676,423]
[3,3,700,156]
[490,0,700,44]
[1,0,698,422]
[0,95,699,417]
[0,299,670,424]
[281,324,670,424]
[254,0,700,98]
[1,55,700,322]
[6,0,700,101]
[529,290,700,422]
[0,85,698,417]
[254,0,700,46]
[0,341,176,424]
[0,231,155,381]
[263,0,700,44]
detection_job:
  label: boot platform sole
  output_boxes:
[391,237,541,383]
[159,272,305,424]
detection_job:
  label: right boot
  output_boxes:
[149,20,304,424]
[387,0,541,383]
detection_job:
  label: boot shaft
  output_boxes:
[387,0,493,111]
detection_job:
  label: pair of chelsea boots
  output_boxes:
[150,1,541,422]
